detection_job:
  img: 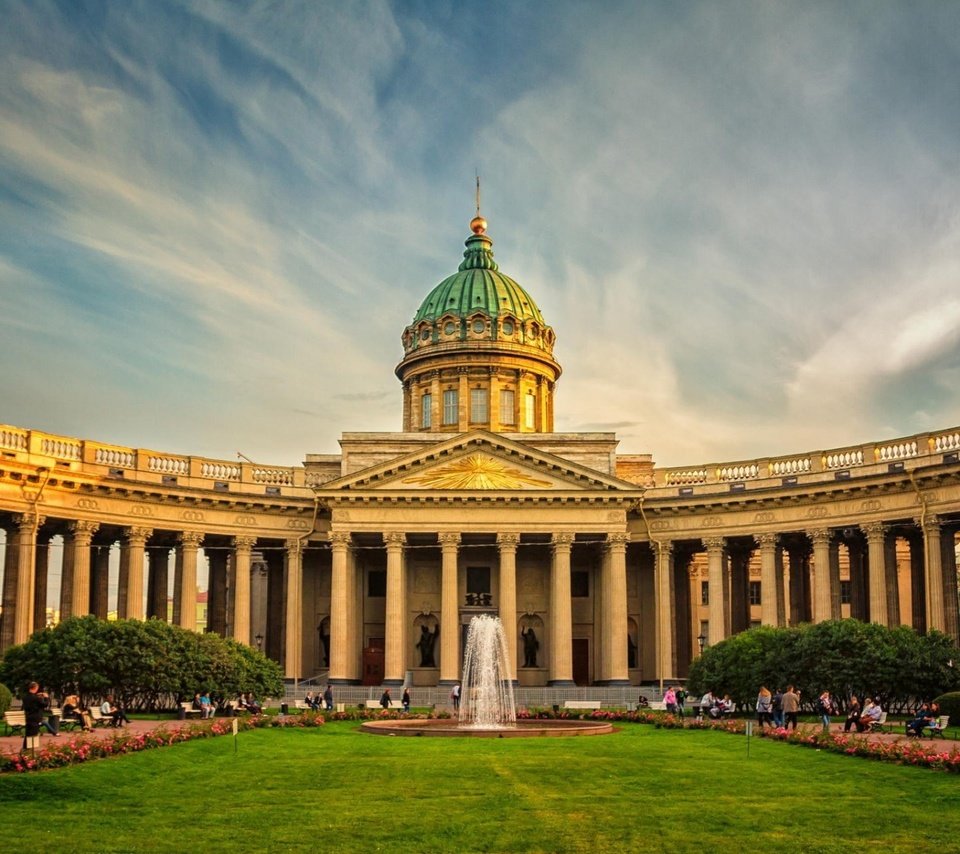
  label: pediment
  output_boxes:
[317,431,638,494]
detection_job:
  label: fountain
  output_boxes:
[361,615,613,738]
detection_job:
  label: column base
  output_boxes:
[382,678,404,687]
[595,679,631,687]
[437,679,460,687]
[327,678,360,686]
[547,679,576,687]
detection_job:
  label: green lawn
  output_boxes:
[1,722,958,853]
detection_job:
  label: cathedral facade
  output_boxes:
[1,215,959,686]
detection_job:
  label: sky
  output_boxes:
[2,0,959,470]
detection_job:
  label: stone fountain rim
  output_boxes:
[360,718,615,738]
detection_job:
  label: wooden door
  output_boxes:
[572,638,590,686]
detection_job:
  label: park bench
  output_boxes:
[924,715,950,738]
[563,700,602,710]
[862,710,888,733]
[48,707,81,733]
[649,701,667,712]
[4,710,26,736]
[180,702,203,717]
[88,707,114,728]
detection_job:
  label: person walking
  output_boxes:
[756,686,773,729]
[816,691,834,731]
[21,682,47,751]
[323,684,334,711]
[781,685,800,730]
[771,687,784,728]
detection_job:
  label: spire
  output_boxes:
[469,173,487,236]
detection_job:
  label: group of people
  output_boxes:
[840,695,885,732]
[18,682,130,749]
[191,692,216,719]
[303,686,334,711]
[698,690,735,720]
[662,686,688,718]
[905,702,942,737]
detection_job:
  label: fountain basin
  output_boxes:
[360,718,614,737]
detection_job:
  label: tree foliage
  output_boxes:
[686,619,960,712]
[0,616,283,710]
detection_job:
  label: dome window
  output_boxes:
[472,319,485,334]
[501,319,514,335]
[444,321,456,335]
[420,329,431,341]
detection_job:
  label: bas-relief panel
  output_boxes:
[517,562,547,612]
[412,564,439,595]
[626,567,639,599]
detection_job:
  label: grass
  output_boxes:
[1,721,959,853]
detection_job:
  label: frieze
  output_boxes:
[76,498,99,511]
[753,511,775,524]
[180,509,204,522]
[286,519,310,530]
[700,516,725,528]
[649,520,672,531]
[234,515,257,526]
[859,500,881,512]
[130,504,153,517]
[806,506,828,518]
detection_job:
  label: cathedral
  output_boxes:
[1,213,959,687]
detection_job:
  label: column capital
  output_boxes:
[703,536,725,553]
[496,532,519,550]
[69,520,100,543]
[285,538,303,555]
[330,531,352,549]
[14,512,44,532]
[861,521,887,542]
[123,527,153,546]
[232,535,257,551]
[384,532,406,548]
[655,539,673,557]
[807,528,832,546]
[754,532,778,550]
[915,514,940,534]
[178,531,204,548]
[605,532,630,552]
[551,532,574,552]
[438,532,461,548]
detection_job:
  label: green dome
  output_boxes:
[412,231,546,325]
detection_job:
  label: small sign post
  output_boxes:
[232,717,238,754]
[745,720,753,757]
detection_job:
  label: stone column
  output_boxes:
[756,533,778,626]
[497,533,519,683]
[809,529,832,623]
[147,546,171,621]
[705,537,726,646]
[328,532,352,682]
[231,536,256,645]
[1,526,21,651]
[603,533,630,685]
[862,522,888,626]
[33,534,51,633]
[13,513,42,644]
[284,538,303,679]
[489,369,501,428]
[438,533,461,684]
[655,539,675,682]
[884,534,901,626]
[119,527,152,620]
[175,531,203,631]
[91,543,110,619]
[847,538,868,621]
[829,538,842,620]
[383,532,407,684]
[548,533,574,686]
[62,520,99,619]
[207,548,228,635]
[918,515,945,633]
[941,525,959,642]
[905,531,926,633]
[457,368,469,432]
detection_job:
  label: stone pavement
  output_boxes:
[0,717,196,756]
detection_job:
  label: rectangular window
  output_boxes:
[840,580,852,605]
[748,580,761,606]
[470,388,488,423]
[466,566,491,594]
[571,571,589,598]
[442,389,458,425]
[700,580,709,605]
[500,389,515,425]
[420,394,432,429]
[368,570,386,598]
[525,392,536,429]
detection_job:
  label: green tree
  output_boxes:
[0,617,283,709]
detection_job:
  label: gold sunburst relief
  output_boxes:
[402,454,554,490]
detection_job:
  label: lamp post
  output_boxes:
[697,634,706,655]
[255,633,263,651]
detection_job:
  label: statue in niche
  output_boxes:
[521,627,539,668]
[628,633,637,669]
[416,623,439,667]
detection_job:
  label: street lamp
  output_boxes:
[697,634,706,655]
[255,633,263,651]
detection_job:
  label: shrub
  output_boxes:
[0,682,12,716]
[933,691,960,721]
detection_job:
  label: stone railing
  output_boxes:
[654,426,960,491]
[0,425,310,496]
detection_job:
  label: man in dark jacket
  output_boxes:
[21,682,47,751]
